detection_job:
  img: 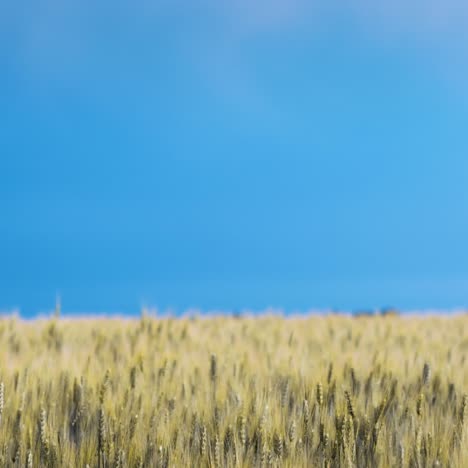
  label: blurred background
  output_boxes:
[1,1,468,316]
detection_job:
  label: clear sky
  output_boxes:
[2,1,468,316]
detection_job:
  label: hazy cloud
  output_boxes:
[2,0,468,101]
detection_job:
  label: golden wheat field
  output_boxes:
[0,313,466,467]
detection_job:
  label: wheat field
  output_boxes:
[0,313,466,467]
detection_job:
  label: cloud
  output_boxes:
[181,0,468,39]
[3,1,468,50]
[2,0,468,103]
[350,0,468,36]
[214,0,316,33]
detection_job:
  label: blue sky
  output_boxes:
[1,1,468,315]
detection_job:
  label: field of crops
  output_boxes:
[0,313,466,467]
